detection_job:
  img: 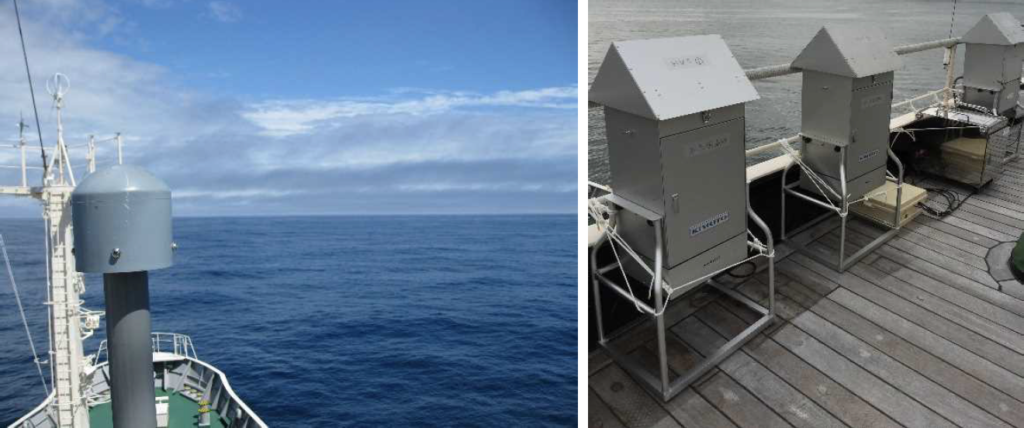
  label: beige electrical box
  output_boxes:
[850,181,927,227]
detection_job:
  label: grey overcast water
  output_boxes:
[588,0,1024,185]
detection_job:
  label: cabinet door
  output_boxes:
[848,82,892,181]
[659,118,747,268]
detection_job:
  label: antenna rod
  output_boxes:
[12,0,48,179]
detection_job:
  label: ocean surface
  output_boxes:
[589,0,1024,184]
[0,215,576,427]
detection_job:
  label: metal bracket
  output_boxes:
[590,188,775,401]
[780,146,904,272]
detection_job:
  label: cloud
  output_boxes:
[206,1,241,23]
[242,86,578,137]
[0,0,576,217]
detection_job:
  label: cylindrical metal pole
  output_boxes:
[653,221,669,396]
[20,140,27,187]
[590,243,607,344]
[103,271,156,428]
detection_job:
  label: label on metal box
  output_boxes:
[861,94,887,109]
[689,212,729,236]
[665,54,709,70]
[686,134,729,157]
[859,149,880,163]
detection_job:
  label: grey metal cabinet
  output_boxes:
[961,13,1024,116]
[791,25,901,200]
[590,35,758,285]
[660,118,746,268]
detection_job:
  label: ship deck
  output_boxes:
[589,159,1024,427]
[88,390,225,428]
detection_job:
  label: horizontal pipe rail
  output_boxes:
[894,37,960,55]
[589,37,963,104]
[744,37,961,81]
[744,87,952,158]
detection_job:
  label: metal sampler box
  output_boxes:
[589,35,759,286]
[791,25,902,200]
[961,13,1024,117]
[910,107,1009,187]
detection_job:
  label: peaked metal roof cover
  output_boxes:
[962,13,1024,46]
[588,35,758,121]
[791,25,901,78]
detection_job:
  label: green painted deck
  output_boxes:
[88,390,225,428]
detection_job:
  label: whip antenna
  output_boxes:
[12,0,48,179]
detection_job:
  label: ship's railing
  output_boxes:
[93,332,198,365]
[0,132,123,191]
[742,38,961,161]
[589,36,970,172]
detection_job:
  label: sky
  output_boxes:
[0,0,578,216]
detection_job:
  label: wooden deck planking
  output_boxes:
[791,252,1024,377]
[695,372,794,428]
[590,166,1024,427]
[790,311,1013,428]
[732,272,1024,426]
[904,220,991,255]
[806,297,1024,424]
[772,324,957,428]
[590,389,628,428]
[912,215,1001,248]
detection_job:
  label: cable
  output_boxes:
[918,186,975,218]
[0,234,49,396]
[724,260,757,279]
[12,0,48,178]
[947,0,958,40]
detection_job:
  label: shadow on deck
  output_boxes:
[589,160,1024,428]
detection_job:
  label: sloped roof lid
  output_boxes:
[588,35,759,121]
[962,13,1024,46]
[791,25,901,78]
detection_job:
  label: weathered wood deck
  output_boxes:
[589,160,1024,428]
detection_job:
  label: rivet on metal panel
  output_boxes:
[702,111,712,124]
[110,248,121,261]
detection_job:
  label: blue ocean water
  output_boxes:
[0,215,576,427]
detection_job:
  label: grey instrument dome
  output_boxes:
[72,165,173,274]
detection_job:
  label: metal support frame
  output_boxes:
[589,191,776,402]
[780,146,904,272]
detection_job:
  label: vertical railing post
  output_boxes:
[943,45,957,107]
[19,134,27,188]
[116,133,123,165]
[88,135,96,174]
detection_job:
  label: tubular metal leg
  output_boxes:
[589,194,777,402]
[889,148,904,230]
[781,146,903,273]
[590,242,607,344]
[838,146,849,272]
[653,220,669,396]
[780,161,794,241]
[748,192,776,319]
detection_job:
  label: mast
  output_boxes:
[42,184,89,428]
[41,73,90,428]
